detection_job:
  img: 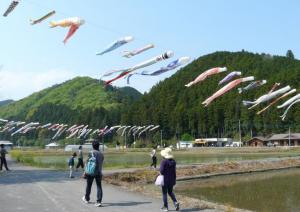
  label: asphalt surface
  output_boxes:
[0,157,206,212]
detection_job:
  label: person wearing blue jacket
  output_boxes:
[159,147,180,211]
[68,152,77,178]
[82,140,104,207]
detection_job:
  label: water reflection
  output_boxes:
[176,168,300,212]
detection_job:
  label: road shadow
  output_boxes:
[102,201,152,207]
[180,208,207,211]
[0,169,83,185]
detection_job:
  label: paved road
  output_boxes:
[0,157,205,212]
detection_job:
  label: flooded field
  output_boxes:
[176,168,300,212]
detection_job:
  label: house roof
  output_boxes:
[268,133,300,141]
[46,142,59,147]
[0,141,13,145]
[247,137,267,142]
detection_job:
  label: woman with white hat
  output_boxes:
[159,147,179,211]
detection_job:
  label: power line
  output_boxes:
[24,0,186,55]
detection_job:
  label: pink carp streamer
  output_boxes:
[257,89,296,115]
[185,67,227,87]
[63,25,79,44]
[202,76,254,107]
[50,17,85,44]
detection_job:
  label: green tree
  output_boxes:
[181,133,193,141]
[286,50,295,59]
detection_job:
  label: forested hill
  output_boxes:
[0,77,141,127]
[121,51,300,139]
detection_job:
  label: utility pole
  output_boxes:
[124,133,127,149]
[160,130,163,148]
[289,127,291,146]
[239,120,242,143]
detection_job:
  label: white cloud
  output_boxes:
[0,69,79,100]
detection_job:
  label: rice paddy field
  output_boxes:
[176,168,300,212]
[10,147,300,170]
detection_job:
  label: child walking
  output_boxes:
[68,152,77,178]
[150,146,157,169]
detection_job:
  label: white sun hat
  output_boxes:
[160,147,173,159]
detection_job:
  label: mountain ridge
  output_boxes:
[0,76,141,126]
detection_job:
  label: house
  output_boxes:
[0,141,13,150]
[247,137,268,147]
[268,133,300,146]
[247,133,300,147]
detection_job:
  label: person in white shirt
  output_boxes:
[150,146,157,169]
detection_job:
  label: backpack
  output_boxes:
[85,152,96,176]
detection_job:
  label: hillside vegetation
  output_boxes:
[121,51,300,139]
[0,99,14,106]
[0,77,141,127]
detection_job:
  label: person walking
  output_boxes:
[0,144,10,171]
[150,146,157,169]
[68,152,77,178]
[76,145,84,171]
[159,147,179,211]
[82,140,104,207]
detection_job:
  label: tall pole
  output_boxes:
[160,130,163,148]
[289,127,291,146]
[239,120,242,143]
[124,133,127,149]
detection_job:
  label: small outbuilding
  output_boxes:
[177,141,193,149]
[247,137,268,147]
[194,138,233,147]
[64,143,107,152]
[45,142,59,149]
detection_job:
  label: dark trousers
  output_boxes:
[151,156,157,168]
[85,175,103,203]
[0,157,9,171]
[162,185,177,209]
[76,158,84,169]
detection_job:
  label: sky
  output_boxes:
[0,0,299,100]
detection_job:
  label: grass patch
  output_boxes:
[10,147,300,170]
